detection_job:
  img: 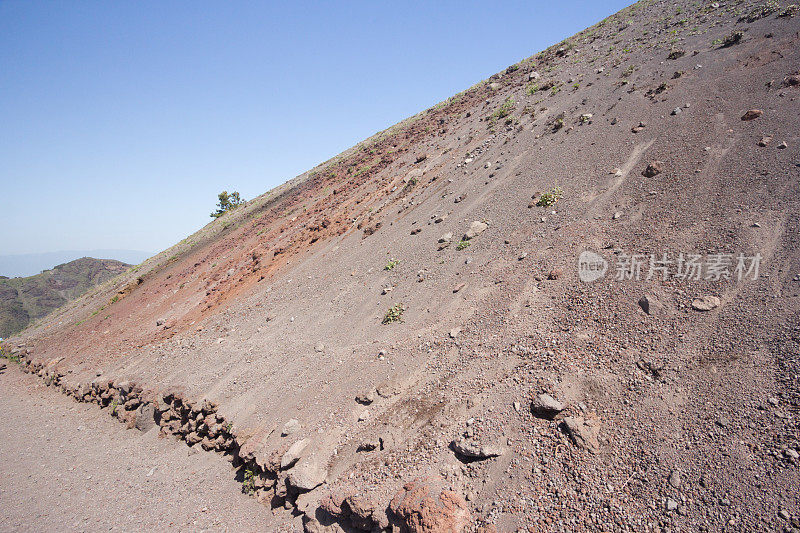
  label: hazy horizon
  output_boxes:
[0,249,152,278]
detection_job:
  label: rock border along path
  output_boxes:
[9,351,424,532]
[9,353,308,525]
[7,349,471,532]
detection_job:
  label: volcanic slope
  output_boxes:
[6,1,800,531]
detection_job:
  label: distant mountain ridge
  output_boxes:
[0,250,149,278]
[0,257,130,337]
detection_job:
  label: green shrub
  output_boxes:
[537,187,563,207]
[242,468,256,495]
[489,97,515,125]
[716,31,743,47]
[382,303,404,324]
[210,191,245,218]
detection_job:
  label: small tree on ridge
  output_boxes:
[210,191,244,218]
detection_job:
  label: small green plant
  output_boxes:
[226,422,233,432]
[740,1,779,22]
[384,258,399,271]
[456,240,471,251]
[537,187,563,207]
[717,31,743,47]
[489,97,515,126]
[242,468,256,495]
[1,344,20,363]
[621,65,636,78]
[110,399,119,415]
[667,48,685,60]
[382,303,404,324]
[526,83,540,95]
[110,295,119,304]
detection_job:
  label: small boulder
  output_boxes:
[450,437,506,459]
[530,393,565,419]
[741,109,763,121]
[134,403,156,433]
[638,294,668,316]
[691,295,720,311]
[357,436,380,452]
[562,416,601,453]
[667,49,685,60]
[345,494,382,530]
[287,459,327,492]
[642,161,663,177]
[666,498,679,512]
[282,418,300,437]
[389,478,470,533]
[546,268,563,280]
[463,221,488,240]
[355,390,375,405]
[281,438,310,469]
[376,379,401,398]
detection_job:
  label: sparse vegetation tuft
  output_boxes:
[242,468,256,495]
[537,187,563,207]
[382,303,404,324]
[716,31,743,48]
[456,240,471,251]
[489,97,515,126]
[739,1,779,22]
[384,258,399,271]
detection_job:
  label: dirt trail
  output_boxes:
[0,367,283,532]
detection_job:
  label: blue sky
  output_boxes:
[0,1,632,257]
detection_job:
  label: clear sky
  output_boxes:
[0,0,632,257]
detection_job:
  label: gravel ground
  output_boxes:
[0,367,279,532]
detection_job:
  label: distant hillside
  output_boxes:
[0,250,149,278]
[0,257,129,337]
